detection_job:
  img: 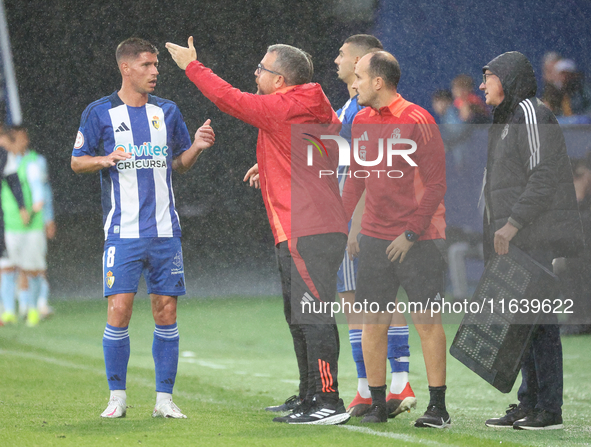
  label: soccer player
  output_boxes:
[166,38,350,425]
[342,51,450,427]
[1,126,45,327]
[0,127,28,325]
[71,37,215,419]
[36,152,56,319]
[333,34,416,418]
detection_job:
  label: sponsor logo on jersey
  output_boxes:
[106,271,115,288]
[114,143,169,157]
[74,131,84,149]
[116,159,168,171]
[391,128,401,139]
[151,116,163,130]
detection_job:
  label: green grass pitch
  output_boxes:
[1,296,590,446]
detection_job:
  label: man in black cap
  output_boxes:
[479,51,583,430]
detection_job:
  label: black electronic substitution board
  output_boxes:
[450,245,560,393]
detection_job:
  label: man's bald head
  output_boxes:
[365,51,401,90]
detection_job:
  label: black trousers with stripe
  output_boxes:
[276,232,346,402]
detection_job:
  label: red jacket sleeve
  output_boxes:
[185,60,282,132]
[405,121,447,235]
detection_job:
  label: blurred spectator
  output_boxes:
[550,59,591,117]
[451,74,490,124]
[541,51,562,112]
[431,89,470,148]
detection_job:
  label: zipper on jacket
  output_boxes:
[478,167,491,224]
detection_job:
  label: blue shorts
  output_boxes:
[102,237,186,297]
[337,248,358,293]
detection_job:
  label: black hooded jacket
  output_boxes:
[483,51,583,259]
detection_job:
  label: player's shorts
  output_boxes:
[2,230,47,270]
[336,248,358,293]
[102,237,186,298]
[355,236,446,311]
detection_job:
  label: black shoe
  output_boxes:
[415,405,451,428]
[513,409,563,430]
[281,396,351,425]
[272,398,311,423]
[485,403,530,427]
[360,403,388,423]
[265,395,303,413]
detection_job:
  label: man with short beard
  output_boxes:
[166,38,350,425]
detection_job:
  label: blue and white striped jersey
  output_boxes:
[72,92,191,240]
[335,95,363,195]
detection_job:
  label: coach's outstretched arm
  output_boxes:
[172,119,215,174]
[166,36,197,70]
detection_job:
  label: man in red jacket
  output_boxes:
[166,37,350,425]
[342,50,450,427]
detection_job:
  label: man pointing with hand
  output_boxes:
[166,37,350,425]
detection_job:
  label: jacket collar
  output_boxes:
[369,93,411,117]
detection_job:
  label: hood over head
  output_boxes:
[284,82,336,123]
[483,51,537,122]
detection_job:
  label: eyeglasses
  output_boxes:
[482,73,495,83]
[256,63,283,77]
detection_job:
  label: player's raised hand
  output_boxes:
[165,36,197,70]
[194,119,215,150]
[243,163,260,189]
[102,150,132,167]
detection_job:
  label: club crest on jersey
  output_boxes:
[106,271,115,288]
[151,116,163,130]
[359,146,367,161]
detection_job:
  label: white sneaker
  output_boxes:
[101,396,127,418]
[152,398,187,418]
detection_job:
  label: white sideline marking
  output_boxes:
[0,349,228,405]
[179,358,227,369]
[339,425,454,446]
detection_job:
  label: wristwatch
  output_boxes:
[404,230,419,243]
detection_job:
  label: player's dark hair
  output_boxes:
[344,34,383,53]
[267,44,313,86]
[367,51,401,90]
[116,37,158,63]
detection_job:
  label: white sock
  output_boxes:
[156,392,172,404]
[111,389,126,402]
[357,378,371,399]
[390,370,409,395]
